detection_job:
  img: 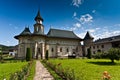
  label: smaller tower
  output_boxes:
[83,31,94,56]
[34,10,44,34]
[84,31,94,47]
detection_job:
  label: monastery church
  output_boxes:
[14,10,95,59]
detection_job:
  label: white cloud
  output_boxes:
[92,10,96,13]
[74,23,81,28]
[72,0,83,7]
[76,32,86,38]
[80,14,93,24]
[75,25,120,41]
[71,22,81,30]
[75,14,93,24]
[114,24,120,27]
[73,12,77,17]
[87,29,95,33]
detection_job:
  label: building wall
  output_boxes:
[46,38,82,58]
[91,42,112,54]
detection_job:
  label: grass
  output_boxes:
[27,60,36,80]
[48,59,120,80]
[41,60,62,80]
[0,61,27,80]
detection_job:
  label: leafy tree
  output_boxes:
[45,50,49,60]
[26,48,32,61]
[107,48,120,63]
[87,48,92,59]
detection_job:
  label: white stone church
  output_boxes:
[14,10,83,59]
[15,10,120,59]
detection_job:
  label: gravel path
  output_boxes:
[34,60,54,80]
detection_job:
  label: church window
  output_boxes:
[101,45,104,48]
[93,51,96,54]
[97,49,101,52]
[60,47,62,52]
[66,48,69,52]
[51,48,54,52]
[93,46,95,49]
[97,45,99,48]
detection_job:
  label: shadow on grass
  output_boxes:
[87,61,120,66]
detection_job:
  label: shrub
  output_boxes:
[92,52,107,59]
[9,61,33,80]
[45,50,49,60]
[87,48,92,59]
[26,48,32,61]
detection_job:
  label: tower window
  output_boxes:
[37,27,39,32]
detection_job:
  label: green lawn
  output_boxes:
[48,59,120,80]
[0,61,27,80]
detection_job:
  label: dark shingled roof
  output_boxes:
[20,27,31,35]
[94,35,120,44]
[47,28,81,39]
[84,31,94,40]
[34,10,43,22]
[14,27,31,39]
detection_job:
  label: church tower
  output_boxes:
[34,10,44,34]
[83,31,94,56]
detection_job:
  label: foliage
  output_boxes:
[26,48,32,61]
[9,61,33,80]
[48,59,120,80]
[0,61,27,80]
[87,48,92,59]
[92,52,107,59]
[0,47,3,61]
[45,50,49,60]
[107,48,120,63]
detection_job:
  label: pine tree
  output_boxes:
[26,48,32,61]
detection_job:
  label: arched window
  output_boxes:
[51,48,54,52]
[60,47,62,52]
[66,48,69,52]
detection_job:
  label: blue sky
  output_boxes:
[0,0,120,46]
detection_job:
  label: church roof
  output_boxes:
[34,10,43,22]
[47,28,81,40]
[94,35,120,44]
[14,27,31,39]
[84,31,94,40]
[20,27,31,35]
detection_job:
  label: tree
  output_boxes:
[26,48,32,61]
[45,50,49,60]
[0,47,3,61]
[107,48,120,63]
[87,48,92,59]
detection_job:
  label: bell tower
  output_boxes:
[34,10,44,34]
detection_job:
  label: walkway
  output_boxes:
[34,60,54,80]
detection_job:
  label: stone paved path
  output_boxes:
[34,60,54,80]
